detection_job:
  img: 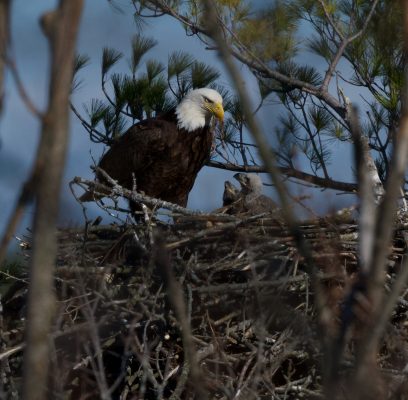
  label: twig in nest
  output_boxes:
[154,235,206,400]
[166,212,267,250]
[72,173,239,219]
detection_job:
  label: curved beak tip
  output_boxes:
[214,103,224,122]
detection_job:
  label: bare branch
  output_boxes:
[72,173,238,219]
[200,1,334,357]
[21,2,84,400]
[364,248,408,364]
[134,1,348,119]
[154,236,206,400]
[350,2,408,392]
[207,160,358,192]
[0,180,36,266]
[320,0,380,91]
[317,0,345,40]
[7,55,43,118]
[0,0,10,114]
[349,106,379,273]
[201,4,294,227]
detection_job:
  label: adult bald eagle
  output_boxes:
[81,88,224,210]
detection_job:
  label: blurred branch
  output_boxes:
[0,0,10,114]
[1,0,42,118]
[0,3,46,263]
[6,55,43,118]
[200,0,336,348]
[349,106,379,273]
[201,4,294,225]
[363,247,408,365]
[0,179,37,266]
[324,105,380,395]
[319,0,380,91]
[21,2,84,400]
[154,236,206,400]
[350,1,408,393]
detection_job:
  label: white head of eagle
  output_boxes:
[175,88,224,132]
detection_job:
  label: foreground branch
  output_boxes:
[22,2,83,400]
[0,0,10,114]
[350,2,408,395]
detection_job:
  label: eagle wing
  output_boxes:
[81,116,213,207]
[98,122,169,189]
[80,120,172,201]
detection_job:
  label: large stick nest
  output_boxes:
[2,211,408,399]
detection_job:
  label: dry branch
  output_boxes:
[72,174,238,219]
[207,160,358,193]
[0,0,10,114]
[21,2,84,400]
[2,208,407,398]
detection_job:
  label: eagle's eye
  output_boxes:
[203,96,214,104]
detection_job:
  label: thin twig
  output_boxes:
[0,0,10,114]
[6,55,43,118]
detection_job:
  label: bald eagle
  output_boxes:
[222,180,240,207]
[233,173,278,214]
[80,88,224,210]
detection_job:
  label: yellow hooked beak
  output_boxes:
[209,102,224,123]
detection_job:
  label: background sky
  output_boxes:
[0,0,356,256]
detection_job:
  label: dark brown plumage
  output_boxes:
[98,114,212,206]
[80,88,224,211]
[222,180,240,207]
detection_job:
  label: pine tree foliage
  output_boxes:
[130,33,157,74]
[121,0,404,192]
[101,48,123,77]
[236,1,299,62]
[74,33,233,145]
[84,99,109,128]
[72,54,90,92]
[73,0,405,192]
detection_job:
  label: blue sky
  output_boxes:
[0,1,357,252]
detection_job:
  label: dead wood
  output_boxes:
[2,208,408,399]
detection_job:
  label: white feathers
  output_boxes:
[245,174,264,196]
[234,173,278,212]
[175,88,223,132]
